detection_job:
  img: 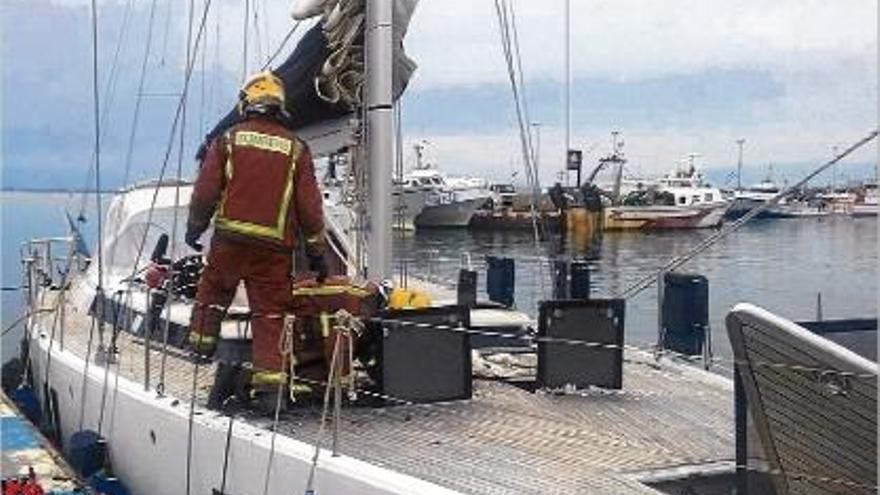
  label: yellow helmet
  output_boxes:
[239,71,285,113]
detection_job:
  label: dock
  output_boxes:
[1,392,84,493]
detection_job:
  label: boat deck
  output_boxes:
[44,298,735,495]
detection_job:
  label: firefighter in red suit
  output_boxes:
[185,71,327,411]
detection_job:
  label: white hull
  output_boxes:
[694,202,729,228]
[852,203,878,217]
[392,188,430,230]
[414,197,484,228]
[26,322,457,495]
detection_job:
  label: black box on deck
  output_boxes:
[537,299,625,390]
[661,273,708,356]
[378,305,472,403]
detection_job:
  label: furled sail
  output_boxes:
[199,0,418,157]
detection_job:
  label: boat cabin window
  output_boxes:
[692,195,700,204]
[704,193,714,202]
[678,196,686,205]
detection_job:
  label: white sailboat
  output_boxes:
[12,2,812,494]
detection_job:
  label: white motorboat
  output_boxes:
[603,162,730,230]
[653,167,730,228]
[404,169,491,229]
[853,181,878,217]
[725,178,829,219]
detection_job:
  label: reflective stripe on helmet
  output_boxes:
[216,133,301,241]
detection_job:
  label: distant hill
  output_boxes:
[703,161,876,189]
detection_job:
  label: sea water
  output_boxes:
[1,191,876,364]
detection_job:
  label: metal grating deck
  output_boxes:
[37,297,735,494]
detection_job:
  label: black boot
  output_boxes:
[254,386,288,417]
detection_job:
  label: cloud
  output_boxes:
[405,0,876,89]
[2,0,876,189]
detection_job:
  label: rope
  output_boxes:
[618,129,879,300]
[260,316,295,495]
[77,316,98,432]
[169,297,878,379]
[162,0,198,400]
[302,318,346,495]
[493,0,551,305]
[218,397,237,495]
[97,290,125,435]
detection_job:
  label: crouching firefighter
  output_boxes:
[185,70,328,413]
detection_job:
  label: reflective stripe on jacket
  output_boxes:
[188,116,325,254]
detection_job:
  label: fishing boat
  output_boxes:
[602,156,730,231]
[726,176,830,219]
[852,181,878,217]
[404,144,492,229]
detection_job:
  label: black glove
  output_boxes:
[185,230,203,252]
[308,254,328,283]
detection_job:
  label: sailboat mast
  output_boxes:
[366,0,394,281]
[564,0,571,186]
[736,138,745,191]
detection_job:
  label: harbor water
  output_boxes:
[2,191,877,364]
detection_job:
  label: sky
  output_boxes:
[2,0,877,189]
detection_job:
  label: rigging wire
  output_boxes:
[87,0,106,355]
[75,0,136,221]
[159,0,174,67]
[74,11,111,420]
[493,0,548,305]
[121,0,161,191]
[242,0,250,82]
[618,129,879,300]
[123,0,215,290]
[261,21,303,71]
[175,2,198,494]
[252,0,264,66]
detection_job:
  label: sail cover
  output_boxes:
[200,0,418,155]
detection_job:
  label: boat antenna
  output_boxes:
[564,0,571,186]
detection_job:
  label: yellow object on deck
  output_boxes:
[388,287,432,310]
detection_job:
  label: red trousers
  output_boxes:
[190,237,291,384]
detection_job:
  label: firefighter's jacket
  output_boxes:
[188,116,325,256]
